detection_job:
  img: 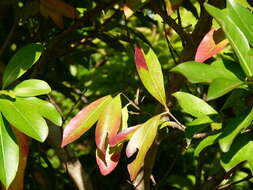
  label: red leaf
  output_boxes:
[95,95,122,153]
[109,125,141,147]
[135,45,148,70]
[96,145,122,176]
[61,95,112,147]
[195,28,228,62]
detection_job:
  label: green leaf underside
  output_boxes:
[219,108,253,152]
[135,46,166,107]
[0,98,48,142]
[61,95,112,147]
[173,92,217,117]
[221,132,253,173]
[207,78,244,100]
[13,79,51,97]
[227,0,253,46]
[18,97,62,126]
[3,44,43,89]
[205,3,253,77]
[0,114,19,188]
[126,115,160,180]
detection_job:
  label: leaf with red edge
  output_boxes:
[195,28,228,63]
[61,95,112,147]
[8,128,29,190]
[109,125,141,147]
[96,144,122,176]
[135,45,166,107]
[126,115,161,180]
[95,94,122,153]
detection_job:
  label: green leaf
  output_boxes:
[126,115,160,180]
[0,98,48,142]
[227,0,253,46]
[194,133,220,157]
[135,45,167,107]
[207,78,244,100]
[2,44,43,89]
[205,3,253,77]
[219,108,253,152]
[0,114,19,188]
[172,92,217,117]
[171,60,242,84]
[18,97,62,126]
[96,94,122,153]
[13,79,51,97]
[61,95,112,147]
[221,132,253,173]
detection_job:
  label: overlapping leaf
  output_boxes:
[126,115,160,180]
[227,0,253,46]
[0,114,19,188]
[0,98,48,142]
[95,94,122,153]
[13,79,51,97]
[61,95,112,147]
[205,3,253,77]
[2,44,43,89]
[172,92,217,117]
[135,45,166,107]
[195,28,228,62]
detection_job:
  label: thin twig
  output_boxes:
[217,174,253,190]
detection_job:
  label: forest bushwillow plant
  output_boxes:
[61,0,253,185]
[0,43,62,188]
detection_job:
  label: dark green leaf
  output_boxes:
[3,44,43,89]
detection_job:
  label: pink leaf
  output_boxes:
[95,94,122,153]
[135,45,148,70]
[96,144,122,176]
[109,125,141,147]
[61,95,112,147]
[195,28,229,62]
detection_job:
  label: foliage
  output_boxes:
[1,0,253,189]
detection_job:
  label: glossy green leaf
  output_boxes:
[207,78,244,100]
[18,97,62,126]
[227,0,253,46]
[205,3,253,77]
[0,98,48,142]
[187,116,214,127]
[135,46,167,107]
[194,133,220,157]
[219,109,253,152]
[0,114,19,188]
[2,44,43,89]
[221,132,253,172]
[171,60,242,84]
[126,115,160,180]
[61,95,112,147]
[96,94,122,153]
[248,49,253,56]
[172,92,217,117]
[13,79,51,97]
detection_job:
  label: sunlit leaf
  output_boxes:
[96,94,122,153]
[221,132,253,173]
[126,115,160,180]
[227,0,253,46]
[135,45,166,107]
[8,129,29,190]
[172,92,217,117]
[0,114,19,188]
[195,28,228,62]
[13,79,51,97]
[205,3,253,77]
[219,108,253,152]
[96,144,122,176]
[61,95,112,147]
[0,98,48,142]
[2,44,43,89]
